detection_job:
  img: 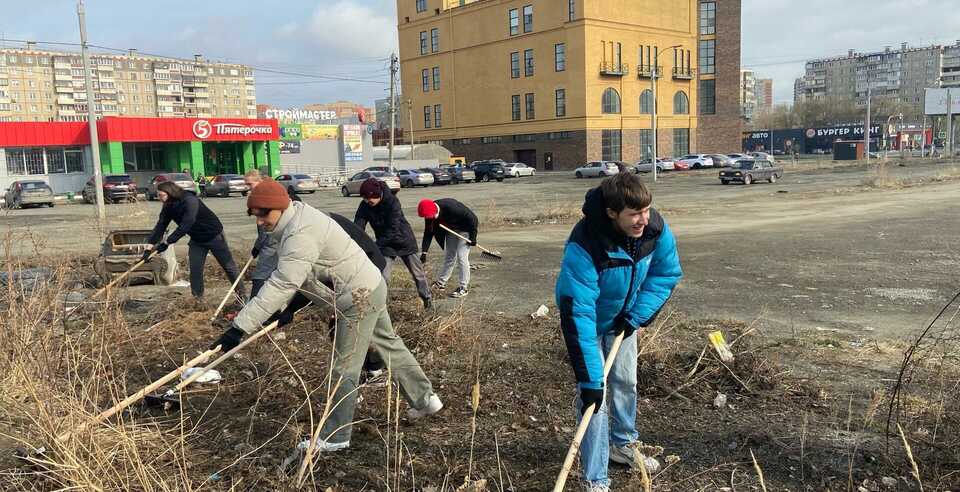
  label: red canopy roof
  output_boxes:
[0,117,279,147]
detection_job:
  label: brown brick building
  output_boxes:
[696,0,743,153]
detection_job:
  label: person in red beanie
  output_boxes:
[210,178,442,454]
[417,198,479,298]
[355,177,432,309]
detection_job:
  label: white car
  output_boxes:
[748,151,776,163]
[633,158,675,174]
[276,173,318,194]
[574,161,620,178]
[677,154,715,169]
[503,162,536,177]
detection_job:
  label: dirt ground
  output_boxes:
[3,158,960,490]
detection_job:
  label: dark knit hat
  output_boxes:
[246,178,290,211]
[359,177,383,198]
[417,199,439,218]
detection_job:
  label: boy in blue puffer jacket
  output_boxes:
[555,172,682,492]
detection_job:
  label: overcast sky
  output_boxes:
[4,0,959,108]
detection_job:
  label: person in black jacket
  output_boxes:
[355,178,432,308]
[245,172,303,298]
[417,198,479,298]
[145,181,244,303]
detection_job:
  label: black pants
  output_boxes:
[188,233,244,299]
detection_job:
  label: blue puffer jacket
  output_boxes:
[555,187,682,390]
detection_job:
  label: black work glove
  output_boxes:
[613,318,637,338]
[140,249,153,262]
[210,326,244,353]
[579,387,604,415]
[420,253,427,264]
[251,246,260,258]
[267,308,295,328]
[468,239,477,247]
[154,242,169,254]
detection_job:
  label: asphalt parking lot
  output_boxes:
[5,159,960,341]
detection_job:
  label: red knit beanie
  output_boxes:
[417,199,439,218]
[247,178,290,211]
[359,178,383,198]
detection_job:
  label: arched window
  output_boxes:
[601,87,621,114]
[673,91,689,114]
[640,89,654,114]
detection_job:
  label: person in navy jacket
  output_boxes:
[555,172,682,492]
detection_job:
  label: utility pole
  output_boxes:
[865,83,872,162]
[78,0,105,225]
[948,88,954,158]
[388,53,398,172]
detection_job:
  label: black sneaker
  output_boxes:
[422,298,434,310]
[450,287,468,298]
[431,281,446,291]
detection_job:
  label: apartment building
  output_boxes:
[0,43,256,123]
[794,42,943,115]
[397,0,703,170]
[941,41,960,88]
[757,78,773,111]
[696,0,742,153]
[740,69,756,120]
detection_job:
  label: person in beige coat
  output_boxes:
[210,179,443,452]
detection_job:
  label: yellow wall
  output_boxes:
[398,0,698,140]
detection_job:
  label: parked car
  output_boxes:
[396,168,435,187]
[363,166,394,173]
[341,171,401,197]
[719,159,783,185]
[420,167,452,185]
[83,174,137,204]
[748,151,776,163]
[727,153,749,160]
[633,158,675,174]
[574,161,620,178]
[708,154,736,168]
[677,154,715,169]
[503,162,536,177]
[469,160,507,182]
[441,165,476,184]
[3,180,54,209]
[204,174,249,197]
[277,173,318,194]
[146,173,197,200]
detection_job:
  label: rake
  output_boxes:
[210,256,253,321]
[553,332,626,492]
[437,224,502,261]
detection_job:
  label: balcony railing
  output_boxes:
[599,62,629,76]
[672,67,695,80]
[637,65,662,79]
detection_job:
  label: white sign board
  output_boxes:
[925,88,960,115]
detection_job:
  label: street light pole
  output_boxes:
[77,0,105,226]
[407,99,415,160]
[651,45,680,183]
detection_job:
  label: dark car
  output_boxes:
[3,180,55,209]
[420,167,452,185]
[204,174,249,197]
[82,174,137,204]
[719,159,783,185]
[469,160,506,182]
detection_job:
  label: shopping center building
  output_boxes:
[0,117,280,194]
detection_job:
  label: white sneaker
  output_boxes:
[583,483,610,492]
[609,442,661,473]
[296,438,350,453]
[407,394,443,420]
[450,287,469,298]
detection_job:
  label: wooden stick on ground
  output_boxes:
[174,319,279,393]
[553,332,625,492]
[57,347,220,441]
[89,252,155,300]
[210,256,253,321]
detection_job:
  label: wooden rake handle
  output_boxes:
[173,318,280,393]
[211,256,254,321]
[89,251,156,300]
[58,347,220,441]
[437,223,496,256]
[553,332,626,492]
